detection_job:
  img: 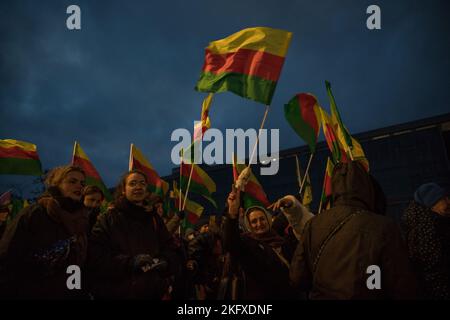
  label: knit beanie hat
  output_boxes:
[414,183,447,208]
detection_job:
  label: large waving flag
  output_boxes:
[180,162,217,208]
[326,81,369,171]
[0,139,42,176]
[72,142,112,201]
[129,144,169,197]
[193,93,214,141]
[173,181,204,229]
[232,156,270,209]
[284,93,321,153]
[195,27,292,105]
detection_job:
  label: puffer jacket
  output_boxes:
[290,161,417,299]
[402,201,450,299]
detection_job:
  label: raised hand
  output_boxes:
[227,184,241,219]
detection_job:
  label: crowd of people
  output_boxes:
[0,161,449,300]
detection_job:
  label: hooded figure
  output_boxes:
[402,183,450,299]
[290,161,417,299]
[223,203,297,299]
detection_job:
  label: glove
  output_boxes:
[131,254,154,273]
[147,258,168,273]
[280,195,314,240]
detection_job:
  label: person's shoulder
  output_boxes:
[97,206,124,225]
[16,202,46,223]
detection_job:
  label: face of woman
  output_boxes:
[84,192,103,209]
[124,173,148,205]
[248,210,269,235]
[59,171,86,201]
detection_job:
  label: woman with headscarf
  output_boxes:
[223,185,298,299]
[0,165,89,299]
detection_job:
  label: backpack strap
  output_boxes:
[312,212,357,276]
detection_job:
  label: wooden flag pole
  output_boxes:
[247,105,270,169]
[128,143,134,171]
[318,197,324,214]
[71,141,77,165]
[182,163,195,210]
[179,148,183,211]
[294,154,303,194]
[299,152,314,195]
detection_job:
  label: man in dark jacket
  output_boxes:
[290,161,417,299]
[402,182,450,299]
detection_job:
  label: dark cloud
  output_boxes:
[1,0,449,193]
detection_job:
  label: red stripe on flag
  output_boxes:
[72,156,102,180]
[245,181,270,207]
[0,146,39,161]
[181,163,205,187]
[132,158,161,186]
[203,48,285,82]
[297,93,319,136]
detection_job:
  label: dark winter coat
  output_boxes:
[87,197,178,299]
[187,231,224,297]
[223,216,298,300]
[290,161,417,300]
[402,201,450,299]
[0,191,89,299]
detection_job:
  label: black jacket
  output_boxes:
[87,197,178,299]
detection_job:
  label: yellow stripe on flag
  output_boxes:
[0,139,37,152]
[131,145,155,170]
[207,27,292,57]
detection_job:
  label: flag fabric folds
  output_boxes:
[320,157,335,211]
[232,156,270,209]
[326,81,369,171]
[129,144,169,197]
[195,27,292,105]
[326,81,353,149]
[72,142,112,201]
[173,181,204,229]
[193,93,213,141]
[284,93,321,153]
[180,162,217,208]
[318,108,347,164]
[0,139,42,176]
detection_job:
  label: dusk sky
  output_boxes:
[1,0,449,196]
